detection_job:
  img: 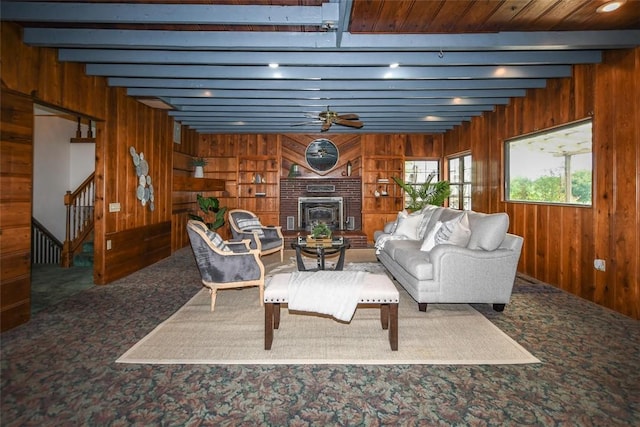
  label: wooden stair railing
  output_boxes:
[32,217,63,264]
[62,172,95,268]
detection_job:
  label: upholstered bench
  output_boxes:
[264,272,400,351]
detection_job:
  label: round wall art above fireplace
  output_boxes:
[305,138,339,173]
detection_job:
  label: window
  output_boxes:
[402,160,440,208]
[505,119,592,205]
[448,154,472,210]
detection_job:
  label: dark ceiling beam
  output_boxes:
[109,77,548,91]
[86,64,572,79]
[23,28,640,50]
[0,1,339,26]
[59,49,601,66]
[126,88,527,99]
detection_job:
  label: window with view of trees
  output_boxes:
[505,119,592,206]
[448,154,472,210]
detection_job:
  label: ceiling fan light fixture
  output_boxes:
[596,1,626,13]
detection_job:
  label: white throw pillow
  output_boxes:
[436,213,471,247]
[393,211,424,240]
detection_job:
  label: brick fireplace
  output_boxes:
[280,178,367,247]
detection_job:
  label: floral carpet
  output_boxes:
[1,248,639,426]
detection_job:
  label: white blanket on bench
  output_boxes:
[288,271,367,322]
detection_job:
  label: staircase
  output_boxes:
[73,239,94,267]
[62,172,95,268]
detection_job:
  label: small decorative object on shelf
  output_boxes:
[346,160,352,176]
[191,157,207,178]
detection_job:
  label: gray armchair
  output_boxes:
[228,209,285,262]
[187,220,265,311]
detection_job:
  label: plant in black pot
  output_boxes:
[188,194,227,231]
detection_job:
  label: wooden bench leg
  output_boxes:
[389,303,398,351]
[274,303,281,329]
[380,304,389,330]
[265,303,274,350]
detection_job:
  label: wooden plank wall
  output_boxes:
[443,47,639,319]
[0,90,34,331]
[1,22,175,289]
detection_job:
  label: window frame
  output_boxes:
[504,118,593,206]
[447,152,472,210]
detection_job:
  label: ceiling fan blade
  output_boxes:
[335,118,364,128]
[321,121,332,132]
[337,113,360,120]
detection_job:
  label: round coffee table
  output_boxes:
[291,237,350,271]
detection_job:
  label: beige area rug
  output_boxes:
[117,257,540,365]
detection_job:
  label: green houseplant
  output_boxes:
[188,194,227,231]
[392,173,451,211]
[310,222,332,239]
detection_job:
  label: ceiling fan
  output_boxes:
[293,106,364,132]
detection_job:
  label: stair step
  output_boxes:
[73,252,94,267]
[82,240,94,252]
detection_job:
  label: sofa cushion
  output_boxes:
[467,212,509,251]
[394,248,434,280]
[382,239,422,260]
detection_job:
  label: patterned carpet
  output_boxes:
[1,248,639,426]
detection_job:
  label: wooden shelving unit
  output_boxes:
[237,156,280,225]
[361,156,405,240]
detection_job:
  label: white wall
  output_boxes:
[33,107,95,242]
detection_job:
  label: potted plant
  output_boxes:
[188,194,227,231]
[392,173,451,211]
[310,222,332,239]
[191,157,207,178]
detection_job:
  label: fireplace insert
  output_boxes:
[298,196,344,231]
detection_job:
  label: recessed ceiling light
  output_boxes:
[389,63,399,69]
[268,63,279,68]
[596,1,626,13]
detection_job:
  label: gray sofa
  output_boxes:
[374,205,523,312]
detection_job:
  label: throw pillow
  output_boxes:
[420,214,471,252]
[435,213,471,247]
[235,217,266,237]
[393,210,424,240]
[205,229,231,252]
[466,213,509,251]
[385,210,408,234]
[420,221,443,252]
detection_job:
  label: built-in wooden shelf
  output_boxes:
[173,176,225,192]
